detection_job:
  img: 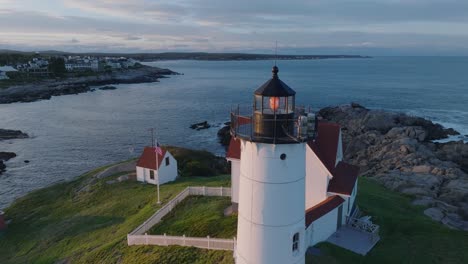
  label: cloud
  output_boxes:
[124,36,142,41]
[1,1,468,54]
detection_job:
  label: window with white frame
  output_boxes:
[292,232,300,253]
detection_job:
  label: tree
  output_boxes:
[48,57,66,77]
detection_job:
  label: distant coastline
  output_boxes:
[0,65,177,104]
[135,53,371,61]
[0,49,371,61]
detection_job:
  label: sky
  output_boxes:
[1,0,468,55]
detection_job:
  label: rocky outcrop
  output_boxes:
[0,65,177,104]
[0,129,28,140]
[98,86,117,90]
[319,103,468,230]
[190,121,211,130]
[0,129,27,175]
[217,122,231,146]
[0,152,17,175]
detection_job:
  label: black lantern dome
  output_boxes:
[254,66,296,97]
[252,66,296,141]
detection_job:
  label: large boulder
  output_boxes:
[434,141,468,173]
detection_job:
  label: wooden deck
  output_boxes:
[326,226,380,255]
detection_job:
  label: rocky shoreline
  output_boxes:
[0,65,177,104]
[218,103,468,230]
[320,104,468,230]
[0,129,29,175]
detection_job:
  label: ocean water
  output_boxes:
[1,57,467,209]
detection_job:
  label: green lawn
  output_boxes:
[307,178,468,264]
[1,156,467,264]
[0,162,233,264]
[149,196,237,238]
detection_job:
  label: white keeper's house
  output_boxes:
[228,66,364,264]
[136,146,178,185]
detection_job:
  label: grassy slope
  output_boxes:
[0,163,233,264]
[308,178,468,264]
[1,160,467,264]
[149,196,237,238]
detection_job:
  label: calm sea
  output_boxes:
[1,57,467,209]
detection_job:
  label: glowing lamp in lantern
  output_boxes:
[269,97,280,111]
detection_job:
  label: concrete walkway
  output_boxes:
[326,226,380,255]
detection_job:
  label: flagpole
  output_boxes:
[156,138,161,204]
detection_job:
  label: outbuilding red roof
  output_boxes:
[327,161,360,196]
[305,195,345,227]
[136,146,167,170]
[226,137,241,160]
[308,122,341,172]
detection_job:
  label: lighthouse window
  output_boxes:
[280,153,287,160]
[165,157,170,166]
[149,170,155,180]
[292,233,300,252]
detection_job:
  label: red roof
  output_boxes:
[136,147,167,170]
[305,195,345,227]
[327,161,360,196]
[226,137,241,160]
[308,122,341,172]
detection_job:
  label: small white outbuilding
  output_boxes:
[136,146,178,185]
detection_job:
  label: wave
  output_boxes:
[377,107,468,143]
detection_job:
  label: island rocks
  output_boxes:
[190,121,211,130]
[319,103,468,230]
[0,129,28,140]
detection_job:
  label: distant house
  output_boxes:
[0,70,7,80]
[136,147,178,185]
[0,66,17,80]
[65,56,99,72]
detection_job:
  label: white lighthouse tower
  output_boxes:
[231,66,310,264]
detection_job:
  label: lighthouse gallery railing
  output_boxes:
[230,105,317,143]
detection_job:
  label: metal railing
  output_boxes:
[230,105,316,143]
[347,216,380,243]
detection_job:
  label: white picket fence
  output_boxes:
[127,234,236,251]
[127,186,235,251]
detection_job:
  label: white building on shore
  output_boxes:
[65,56,99,71]
[136,146,178,185]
